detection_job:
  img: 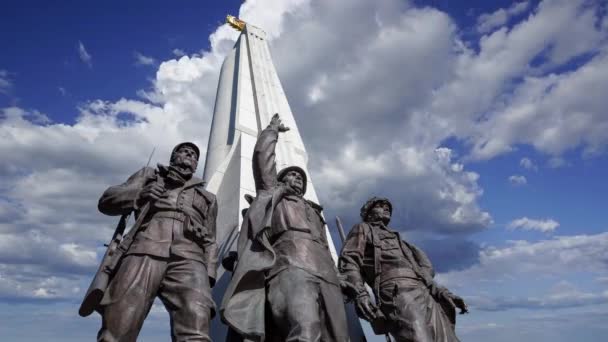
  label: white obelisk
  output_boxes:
[204,16,368,341]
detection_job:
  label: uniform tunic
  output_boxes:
[268,195,340,285]
[340,222,459,342]
[96,166,218,342]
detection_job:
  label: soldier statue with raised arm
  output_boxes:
[221,114,349,342]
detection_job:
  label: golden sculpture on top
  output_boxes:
[226,15,246,31]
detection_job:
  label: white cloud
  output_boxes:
[172,48,186,57]
[0,0,300,303]
[465,0,608,159]
[477,1,530,34]
[238,0,311,40]
[468,281,608,311]
[433,232,608,341]
[314,141,491,233]
[418,0,608,161]
[508,217,559,233]
[438,232,608,289]
[1,0,607,309]
[520,157,538,171]
[0,69,12,94]
[264,1,492,233]
[548,156,568,168]
[508,175,527,186]
[0,265,83,301]
[77,41,92,67]
[134,51,156,66]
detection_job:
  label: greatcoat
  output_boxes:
[221,127,348,341]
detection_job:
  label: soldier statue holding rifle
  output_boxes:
[339,197,468,342]
[80,142,218,342]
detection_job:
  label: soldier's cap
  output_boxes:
[171,142,200,160]
[360,196,393,221]
[277,165,307,194]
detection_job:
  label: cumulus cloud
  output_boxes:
[134,51,156,66]
[0,230,97,275]
[464,0,608,159]
[0,1,294,303]
[508,217,559,233]
[438,232,608,290]
[415,0,608,161]
[0,50,227,301]
[520,157,538,171]
[77,41,92,67]
[0,266,83,301]
[266,1,491,234]
[430,232,608,341]
[314,141,491,234]
[477,1,530,34]
[1,0,607,309]
[508,175,527,186]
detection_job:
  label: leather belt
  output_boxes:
[151,211,187,222]
[379,267,420,284]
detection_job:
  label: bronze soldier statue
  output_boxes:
[221,114,349,342]
[91,142,218,342]
[339,197,468,342]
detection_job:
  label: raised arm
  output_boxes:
[252,113,289,192]
[98,166,156,216]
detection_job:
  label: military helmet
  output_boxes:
[360,196,393,221]
[277,165,307,195]
[171,142,200,160]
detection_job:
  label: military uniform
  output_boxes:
[97,164,218,342]
[221,126,348,342]
[339,199,461,342]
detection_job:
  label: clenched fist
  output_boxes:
[136,182,165,208]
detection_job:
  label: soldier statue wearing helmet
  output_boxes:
[221,114,349,342]
[339,197,468,342]
[93,141,218,342]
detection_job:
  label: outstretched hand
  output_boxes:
[269,113,290,133]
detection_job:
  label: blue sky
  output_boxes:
[1,0,608,341]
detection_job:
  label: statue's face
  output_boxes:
[368,202,391,224]
[282,170,304,195]
[171,146,198,173]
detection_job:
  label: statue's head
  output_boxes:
[170,142,200,174]
[277,166,307,196]
[360,197,392,225]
